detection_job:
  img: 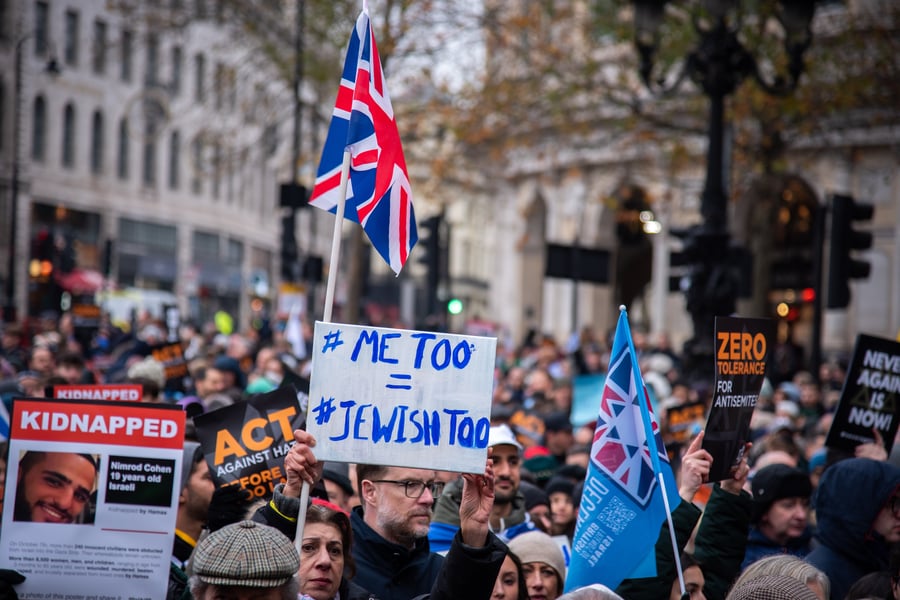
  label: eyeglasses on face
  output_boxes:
[891,495,900,519]
[370,479,444,499]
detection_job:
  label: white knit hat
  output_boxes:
[508,530,566,581]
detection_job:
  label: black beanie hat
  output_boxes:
[751,463,812,523]
[545,476,576,499]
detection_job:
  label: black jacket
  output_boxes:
[614,499,702,600]
[693,483,754,600]
[413,530,508,600]
[350,506,444,600]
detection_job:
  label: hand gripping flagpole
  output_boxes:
[296,149,352,556]
[620,305,686,599]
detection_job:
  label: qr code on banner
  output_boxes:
[597,496,637,535]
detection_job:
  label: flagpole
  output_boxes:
[659,470,687,598]
[322,149,352,325]
[620,305,686,598]
[296,148,351,556]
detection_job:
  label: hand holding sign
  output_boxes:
[720,442,752,496]
[283,430,324,497]
[459,448,496,548]
[678,431,713,503]
[855,428,889,461]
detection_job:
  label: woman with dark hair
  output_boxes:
[492,551,529,600]
[298,499,375,600]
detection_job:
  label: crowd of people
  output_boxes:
[0,311,899,600]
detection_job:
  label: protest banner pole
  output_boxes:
[296,148,352,555]
[321,149,352,326]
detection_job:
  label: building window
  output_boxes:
[117,118,129,179]
[35,1,49,57]
[0,78,4,152]
[142,117,158,187]
[225,238,243,265]
[91,110,104,174]
[212,141,221,199]
[168,130,180,189]
[31,95,46,161]
[92,19,107,74]
[0,0,9,42]
[214,62,224,110]
[145,33,159,86]
[191,137,203,194]
[194,53,205,102]
[62,103,76,168]
[193,230,219,263]
[121,29,133,82]
[171,46,182,95]
[64,9,79,67]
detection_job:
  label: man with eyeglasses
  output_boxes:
[806,457,900,600]
[253,429,508,600]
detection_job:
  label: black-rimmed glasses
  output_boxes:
[370,479,444,499]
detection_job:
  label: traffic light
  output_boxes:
[826,194,874,309]
[417,215,441,273]
[417,215,442,316]
[58,235,77,273]
[447,297,463,315]
[280,210,299,281]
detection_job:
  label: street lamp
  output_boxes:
[4,35,60,323]
[631,0,816,381]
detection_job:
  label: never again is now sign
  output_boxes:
[307,322,497,473]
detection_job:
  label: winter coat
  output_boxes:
[412,530,508,600]
[740,524,813,570]
[614,499,703,600]
[251,485,379,600]
[806,458,900,600]
[693,483,754,600]
[350,506,445,600]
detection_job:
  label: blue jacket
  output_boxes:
[350,506,445,600]
[806,458,900,600]
[740,524,813,570]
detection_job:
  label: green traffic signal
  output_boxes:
[447,298,463,315]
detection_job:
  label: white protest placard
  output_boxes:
[1,398,184,600]
[307,321,497,473]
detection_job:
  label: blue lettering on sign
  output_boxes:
[379,332,401,364]
[411,333,437,369]
[349,329,474,371]
[350,330,380,363]
[327,402,489,449]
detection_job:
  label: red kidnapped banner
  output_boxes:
[11,398,184,449]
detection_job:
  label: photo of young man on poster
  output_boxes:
[13,451,99,525]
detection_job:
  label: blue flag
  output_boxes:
[564,308,680,592]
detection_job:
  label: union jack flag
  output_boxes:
[565,308,680,592]
[309,8,417,274]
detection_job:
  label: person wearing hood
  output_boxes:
[805,457,900,600]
